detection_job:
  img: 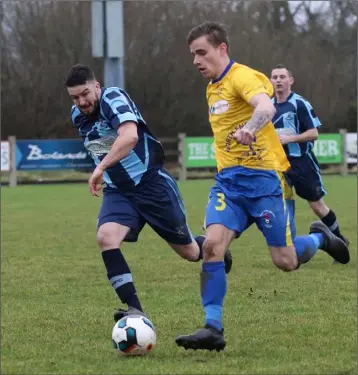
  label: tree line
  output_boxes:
[1,0,357,140]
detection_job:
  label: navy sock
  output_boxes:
[101,248,142,311]
[201,261,226,331]
[293,233,324,264]
[321,210,342,238]
[194,235,206,261]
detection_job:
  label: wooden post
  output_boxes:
[339,129,347,177]
[8,136,17,187]
[178,133,187,182]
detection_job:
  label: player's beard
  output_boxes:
[81,98,100,117]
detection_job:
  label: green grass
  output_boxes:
[1,176,357,375]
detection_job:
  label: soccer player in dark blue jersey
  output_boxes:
[270,64,349,248]
[65,64,232,321]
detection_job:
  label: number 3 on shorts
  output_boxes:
[215,193,226,211]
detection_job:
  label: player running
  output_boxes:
[270,64,349,249]
[65,64,232,322]
[175,22,350,352]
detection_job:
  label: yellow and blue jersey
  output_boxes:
[271,92,321,157]
[71,87,164,190]
[204,61,295,247]
[206,60,290,173]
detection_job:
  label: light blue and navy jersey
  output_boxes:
[71,87,164,190]
[271,92,321,157]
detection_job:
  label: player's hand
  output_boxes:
[279,135,294,145]
[88,166,104,197]
[233,128,255,145]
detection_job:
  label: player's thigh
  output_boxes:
[253,193,294,248]
[136,169,194,247]
[205,184,253,240]
[288,155,326,202]
[97,189,145,247]
[250,193,298,271]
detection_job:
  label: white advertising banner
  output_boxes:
[1,141,10,171]
[346,133,357,164]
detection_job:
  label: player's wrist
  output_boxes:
[97,164,106,172]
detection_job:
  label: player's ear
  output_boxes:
[290,76,294,85]
[95,81,101,89]
[219,42,228,55]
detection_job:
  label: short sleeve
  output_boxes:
[296,98,321,131]
[101,88,138,130]
[232,68,273,103]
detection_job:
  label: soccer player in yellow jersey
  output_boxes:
[175,21,350,352]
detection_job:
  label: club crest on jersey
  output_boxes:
[209,100,229,115]
[260,210,276,228]
[283,112,295,121]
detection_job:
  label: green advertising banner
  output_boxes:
[312,134,342,164]
[185,137,216,167]
[185,134,342,167]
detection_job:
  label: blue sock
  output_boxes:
[201,261,226,331]
[293,233,324,264]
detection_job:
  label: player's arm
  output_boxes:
[98,88,140,170]
[97,122,138,170]
[243,93,276,135]
[282,128,318,144]
[232,70,276,145]
[281,99,320,145]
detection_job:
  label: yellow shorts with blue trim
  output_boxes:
[205,166,295,247]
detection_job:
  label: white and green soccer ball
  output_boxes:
[112,315,156,356]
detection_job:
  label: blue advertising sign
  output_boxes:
[16,139,94,170]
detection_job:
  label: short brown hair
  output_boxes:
[65,64,96,87]
[272,64,293,77]
[187,21,229,51]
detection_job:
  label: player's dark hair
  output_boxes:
[65,64,96,87]
[273,64,293,77]
[187,21,229,52]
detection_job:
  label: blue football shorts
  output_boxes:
[205,166,296,247]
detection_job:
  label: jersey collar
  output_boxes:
[274,91,294,104]
[211,60,235,84]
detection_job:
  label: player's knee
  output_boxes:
[97,227,118,250]
[170,243,199,262]
[273,255,298,272]
[203,237,225,260]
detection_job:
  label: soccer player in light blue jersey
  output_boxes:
[270,64,349,249]
[65,64,232,322]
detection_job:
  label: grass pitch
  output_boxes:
[1,176,357,374]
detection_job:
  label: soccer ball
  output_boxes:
[112,315,156,356]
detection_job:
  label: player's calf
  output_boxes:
[270,246,298,272]
[203,236,233,273]
[169,235,233,274]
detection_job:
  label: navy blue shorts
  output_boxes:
[287,152,326,202]
[97,169,194,245]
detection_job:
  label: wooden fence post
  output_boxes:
[339,129,347,177]
[178,133,187,181]
[8,136,17,187]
